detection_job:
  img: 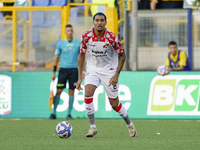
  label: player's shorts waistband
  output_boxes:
[59,68,77,71]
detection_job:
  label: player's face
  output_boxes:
[93,15,107,32]
[65,27,73,38]
[169,44,177,55]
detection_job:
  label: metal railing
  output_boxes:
[0,1,109,72]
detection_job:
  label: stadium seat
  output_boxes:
[18,11,28,21]
[40,11,61,28]
[17,29,40,47]
[27,28,40,46]
[33,0,50,6]
[51,35,61,47]
[70,9,78,17]
[32,28,40,45]
[18,11,44,27]
[32,11,45,27]
[50,0,67,6]
[17,11,28,28]
[0,12,4,20]
[77,0,92,9]
[17,30,23,43]
[26,0,34,6]
[17,30,23,48]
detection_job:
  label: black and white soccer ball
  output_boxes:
[55,121,73,139]
[157,65,168,76]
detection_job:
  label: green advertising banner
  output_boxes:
[0,71,200,119]
[183,0,198,9]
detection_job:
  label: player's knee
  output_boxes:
[84,92,94,98]
[109,97,119,110]
[56,89,63,95]
[68,89,74,96]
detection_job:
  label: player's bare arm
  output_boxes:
[76,53,85,91]
[165,66,184,75]
[52,56,60,80]
[150,0,158,10]
[109,52,126,86]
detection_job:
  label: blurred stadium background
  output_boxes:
[1,0,200,72]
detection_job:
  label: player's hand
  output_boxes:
[52,72,56,80]
[82,72,85,79]
[109,74,119,86]
[164,69,171,76]
[76,79,83,91]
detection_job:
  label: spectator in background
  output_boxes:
[151,0,183,10]
[138,0,151,10]
[164,41,191,75]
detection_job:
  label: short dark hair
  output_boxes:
[168,41,177,47]
[65,24,72,28]
[93,12,107,21]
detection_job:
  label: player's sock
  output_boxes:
[85,97,96,128]
[53,95,60,115]
[114,102,132,125]
[68,96,74,115]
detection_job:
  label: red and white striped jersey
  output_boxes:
[80,28,124,74]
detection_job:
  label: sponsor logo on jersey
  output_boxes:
[92,50,107,57]
[147,75,200,115]
[88,44,96,47]
[103,44,109,48]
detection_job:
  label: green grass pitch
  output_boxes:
[0,119,200,150]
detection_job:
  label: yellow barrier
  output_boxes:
[0,2,110,72]
[0,6,64,72]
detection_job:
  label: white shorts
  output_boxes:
[84,70,118,99]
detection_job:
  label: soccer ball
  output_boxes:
[55,121,73,139]
[157,65,168,76]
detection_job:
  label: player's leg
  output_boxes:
[67,68,78,119]
[84,71,100,137]
[100,73,137,137]
[85,84,97,137]
[66,89,74,119]
[49,69,67,119]
[109,96,137,137]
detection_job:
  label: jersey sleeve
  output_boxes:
[165,54,170,67]
[80,34,87,54]
[55,41,61,56]
[77,40,81,55]
[113,35,124,55]
[179,51,187,67]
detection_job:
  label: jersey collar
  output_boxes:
[65,38,75,42]
[92,28,107,38]
[171,50,178,58]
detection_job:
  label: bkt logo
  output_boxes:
[147,75,200,115]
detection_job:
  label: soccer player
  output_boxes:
[165,41,191,75]
[49,24,80,120]
[76,12,137,137]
